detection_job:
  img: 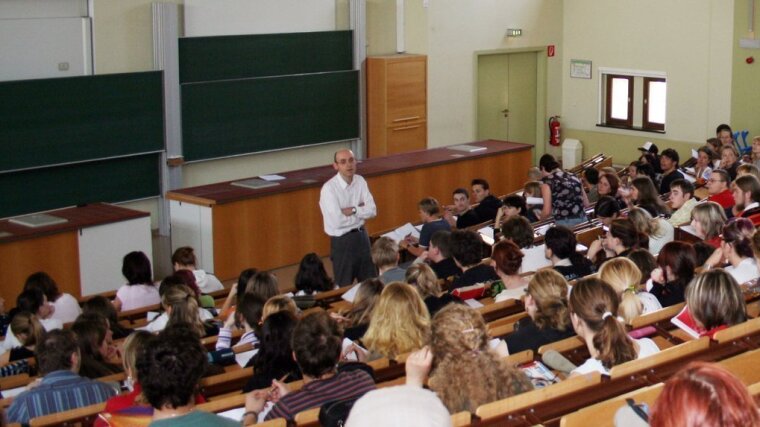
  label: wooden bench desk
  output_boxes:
[167,140,532,280]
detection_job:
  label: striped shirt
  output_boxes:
[265,369,375,420]
[7,370,118,424]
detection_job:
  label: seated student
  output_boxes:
[444,188,482,229]
[294,253,335,295]
[138,326,238,427]
[23,272,81,324]
[244,271,280,301]
[71,313,122,379]
[245,311,376,423]
[491,240,529,301]
[650,362,760,427]
[495,194,536,228]
[720,145,740,181]
[449,230,499,289]
[587,219,646,266]
[423,230,462,280]
[363,282,430,360]
[594,196,621,226]
[406,305,532,414]
[598,258,661,324]
[527,166,542,181]
[219,267,258,321]
[7,330,118,425]
[243,311,302,392]
[501,216,552,273]
[694,145,717,184]
[340,278,383,341]
[471,178,504,222]
[628,176,670,216]
[346,380,451,427]
[667,179,698,226]
[82,296,133,340]
[704,218,760,284]
[544,226,594,281]
[0,312,42,366]
[598,173,626,209]
[716,123,735,147]
[690,201,728,248]
[401,197,451,257]
[633,161,658,185]
[706,169,736,218]
[405,263,459,317]
[538,154,589,227]
[583,167,600,203]
[216,293,264,351]
[737,162,760,180]
[638,141,661,173]
[3,288,62,351]
[522,180,544,220]
[143,284,215,335]
[647,241,697,307]
[505,269,575,353]
[684,269,747,338]
[372,237,406,284]
[171,246,224,293]
[693,241,717,268]
[658,148,685,194]
[262,295,298,321]
[732,175,760,224]
[628,207,674,255]
[627,249,658,285]
[569,278,660,376]
[114,251,160,312]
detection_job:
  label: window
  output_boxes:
[599,69,666,133]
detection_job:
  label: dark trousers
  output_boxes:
[331,228,377,286]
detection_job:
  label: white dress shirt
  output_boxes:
[319,173,377,237]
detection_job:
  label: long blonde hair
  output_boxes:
[362,282,430,359]
[428,304,533,413]
[10,312,44,348]
[163,285,205,337]
[405,263,441,299]
[598,257,644,324]
[344,279,383,327]
[527,270,570,331]
[628,207,664,239]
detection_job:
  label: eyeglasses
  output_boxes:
[707,179,725,183]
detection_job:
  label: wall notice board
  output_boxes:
[179,30,359,161]
[0,71,164,218]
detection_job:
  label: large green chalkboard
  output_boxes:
[179,31,353,83]
[0,154,160,219]
[181,71,359,161]
[0,71,164,172]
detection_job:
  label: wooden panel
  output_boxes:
[0,231,80,302]
[387,122,427,155]
[385,56,426,125]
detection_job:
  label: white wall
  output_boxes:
[425,0,564,148]
[184,0,337,36]
[561,0,734,143]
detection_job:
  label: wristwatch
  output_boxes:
[351,207,357,215]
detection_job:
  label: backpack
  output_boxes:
[318,395,361,427]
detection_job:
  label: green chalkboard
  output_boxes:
[181,71,359,161]
[0,71,164,172]
[179,31,353,83]
[0,154,160,219]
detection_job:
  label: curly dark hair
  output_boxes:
[449,230,486,268]
[137,324,207,410]
[291,311,342,378]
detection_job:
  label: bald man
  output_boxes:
[319,149,378,286]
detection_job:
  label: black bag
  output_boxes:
[318,396,361,427]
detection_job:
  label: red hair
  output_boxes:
[650,362,760,427]
[491,240,524,276]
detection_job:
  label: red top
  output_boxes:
[706,236,722,249]
[708,189,735,209]
[94,383,207,427]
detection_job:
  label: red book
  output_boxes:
[671,306,726,339]
[451,283,486,300]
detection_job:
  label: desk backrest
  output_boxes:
[713,316,760,344]
[559,382,663,427]
[718,348,760,385]
[629,303,685,329]
[28,401,106,427]
[609,337,710,379]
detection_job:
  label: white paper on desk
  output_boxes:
[682,173,696,183]
[535,224,552,236]
[259,174,286,181]
[236,349,258,368]
[2,386,26,398]
[692,149,699,159]
[219,407,246,422]
[342,284,359,303]
[575,243,587,252]
[478,226,495,245]
[679,224,699,237]
[464,299,484,308]
[494,285,527,303]
[526,197,544,205]
[381,222,420,244]
[341,337,368,362]
[488,338,502,350]
[146,311,159,322]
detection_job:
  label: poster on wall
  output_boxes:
[570,60,592,79]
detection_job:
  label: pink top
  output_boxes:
[116,284,160,311]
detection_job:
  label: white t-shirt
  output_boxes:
[648,218,674,255]
[116,284,161,311]
[140,307,214,333]
[520,244,552,273]
[571,337,660,376]
[637,292,662,315]
[725,257,760,285]
[193,270,224,293]
[2,317,63,351]
[50,293,82,324]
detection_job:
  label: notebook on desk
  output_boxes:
[8,213,68,228]
[231,178,281,190]
[448,144,487,153]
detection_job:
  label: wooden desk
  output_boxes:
[0,203,152,303]
[167,140,533,280]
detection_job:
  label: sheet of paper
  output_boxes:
[2,386,26,398]
[146,311,160,322]
[691,149,698,159]
[342,284,359,303]
[235,349,258,368]
[464,298,484,308]
[219,407,246,421]
[259,174,286,181]
[526,197,544,205]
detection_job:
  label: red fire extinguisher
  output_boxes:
[549,116,561,146]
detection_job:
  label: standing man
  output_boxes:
[320,149,377,286]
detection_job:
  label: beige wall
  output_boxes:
[426,0,564,149]
[731,0,760,139]
[366,0,428,56]
[561,0,734,164]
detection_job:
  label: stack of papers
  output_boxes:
[478,226,495,245]
[381,223,421,244]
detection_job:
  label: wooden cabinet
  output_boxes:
[367,54,427,157]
